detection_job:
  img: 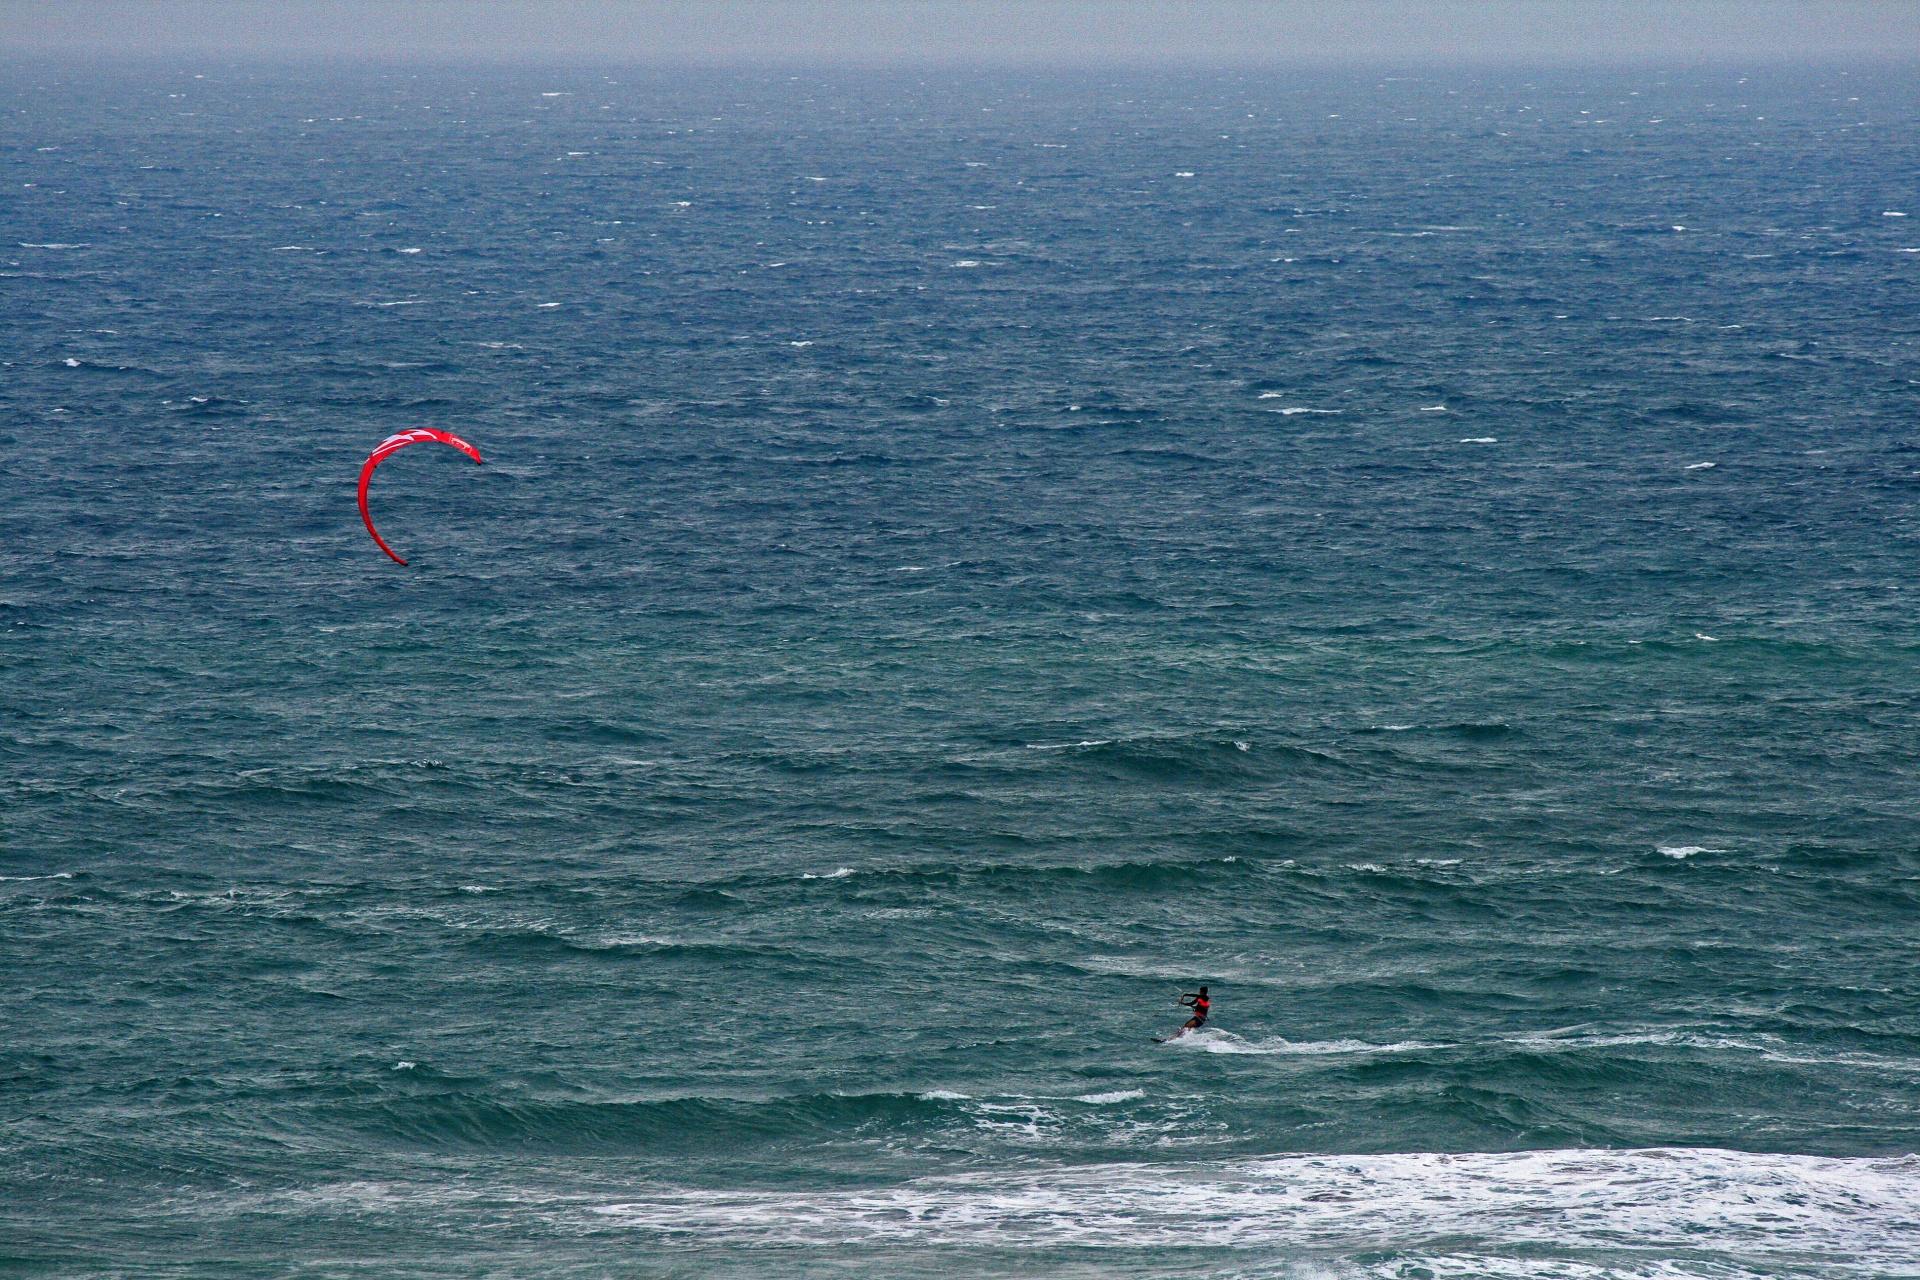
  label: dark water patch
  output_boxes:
[537,718,671,747]
[1037,736,1357,785]
[673,889,745,911]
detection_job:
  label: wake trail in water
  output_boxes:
[1157,1028,1448,1055]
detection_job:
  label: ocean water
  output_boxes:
[5,58,1920,1279]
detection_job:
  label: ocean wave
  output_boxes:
[749,853,1257,896]
[568,1147,1920,1270]
[1024,734,1356,784]
[1352,720,1515,739]
[322,1087,1208,1154]
[52,357,160,375]
[334,1089,977,1153]
[161,394,249,417]
[1657,845,1727,859]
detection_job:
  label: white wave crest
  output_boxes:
[580,1147,1920,1273]
[1164,1028,1445,1056]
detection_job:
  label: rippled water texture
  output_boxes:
[5,60,1920,1278]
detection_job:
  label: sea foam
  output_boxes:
[579,1148,1920,1272]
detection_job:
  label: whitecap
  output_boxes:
[1074,1089,1145,1104]
[1684,461,1715,469]
[801,867,855,879]
[918,1089,970,1100]
[576,1147,1920,1268]
[1025,740,1111,750]
[1509,1029,1763,1053]
[1459,437,1497,443]
[1419,404,1446,411]
[1270,407,1339,415]
[1167,1029,1443,1056]
[1657,845,1725,858]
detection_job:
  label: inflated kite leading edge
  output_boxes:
[357,429,483,565]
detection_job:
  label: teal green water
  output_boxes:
[5,60,1920,1278]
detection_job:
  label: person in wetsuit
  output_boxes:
[1177,986,1210,1035]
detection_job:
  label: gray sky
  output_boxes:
[3,1,1917,64]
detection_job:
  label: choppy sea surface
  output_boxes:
[5,58,1920,1279]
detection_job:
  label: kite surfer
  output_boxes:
[1154,986,1210,1042]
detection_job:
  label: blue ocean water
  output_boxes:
[5,58,1920,1278]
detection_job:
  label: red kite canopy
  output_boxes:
[357,429,483,565]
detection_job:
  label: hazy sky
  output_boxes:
[2,0,1917,65]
